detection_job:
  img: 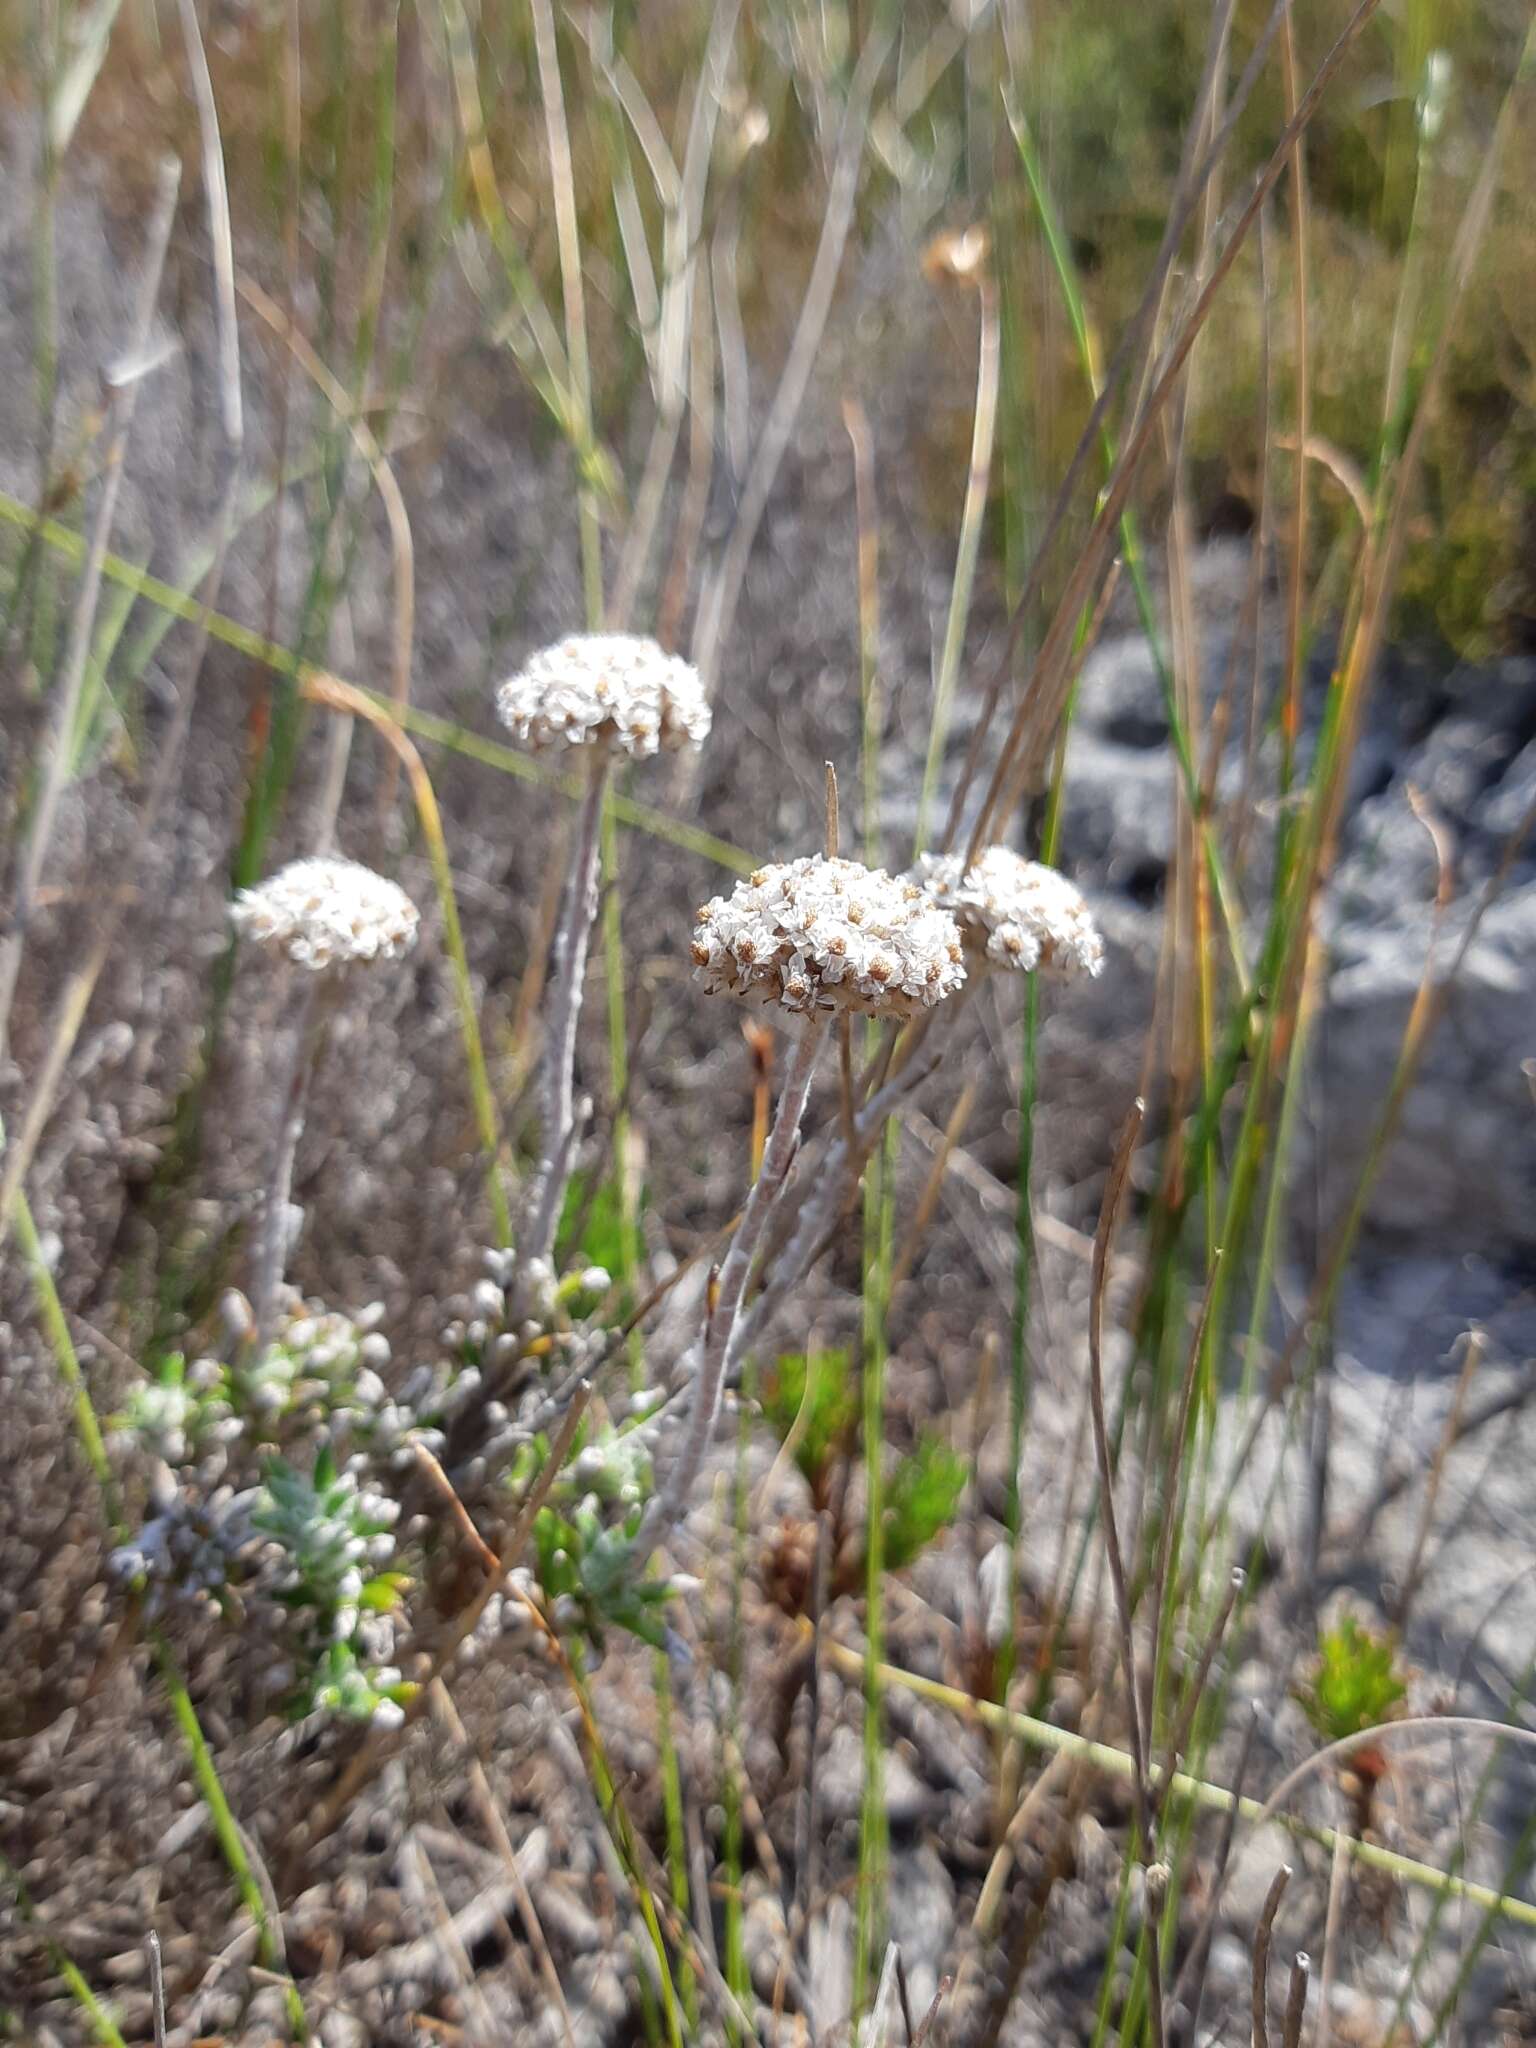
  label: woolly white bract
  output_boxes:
[913,847,1104,980]
[691,854,966,1020]
[232,857,420,971]
[496,633,711,757]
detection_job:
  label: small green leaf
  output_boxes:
[882,1434,967,1572]
[762,1350,857,1492]
[1295,1613,1408,1746]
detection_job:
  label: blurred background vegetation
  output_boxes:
[5,0,1532,661]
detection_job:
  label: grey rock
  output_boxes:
[817,1722,934,1827]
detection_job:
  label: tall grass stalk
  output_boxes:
[912,255,999,858]
[826,1637,1536,1931]
[530,0,605,626]
[0,1851,129,2048]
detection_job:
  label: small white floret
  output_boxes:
[691,855,966,1020]
[232,857,420,972]
[912,847,1104,981]
[496,633,711,758]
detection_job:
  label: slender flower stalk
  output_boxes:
[232,856,419,1351]
[251,970,318,1350]
[733,1043,943,1360]
[496,634,709,1265]
[637,851,965,1559]
[524,742,611,1263]
[736,845,1103,1359]
[646,1013,828,1547]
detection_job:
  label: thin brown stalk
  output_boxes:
[745,1018,773,1179]
[1151,1564,1245,1835]
[413,1442,498,1576]
[0,156,181,1065]
[1086,1093,1161,2048]
[1144,1247,1223,1743]
[1204,784,1536,1556]
[1317,1825,1350,2048]
[1281,1952,1310,2048]
[1173,1704,1261,2035]
[640,1014,828,1559]
[972,1748,1076,1939]
[1344,1358,1536,1547]
[889,1083,974,1295]
[1305,14,1535,899]
[1251,1862,1291,2048]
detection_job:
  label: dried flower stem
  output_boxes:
[252,972,319,1352]
[525,743,612,1263]
[736,1043,942,1358]
[1251,1863,1291,2048]
[642,1015,828,1555]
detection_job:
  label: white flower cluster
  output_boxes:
[232,856,420,972]
[913,847,1104,980]
[496,633,711,758]
[691,855,966,1020]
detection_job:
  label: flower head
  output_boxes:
[912,847,1104,980]
[232,857,420,972]
[691,855,965,1020]
[496,633,710,758]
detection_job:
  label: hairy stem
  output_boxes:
[252,971,320,1350]
[525,743,612,1264]
[644,1015,827,1553]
